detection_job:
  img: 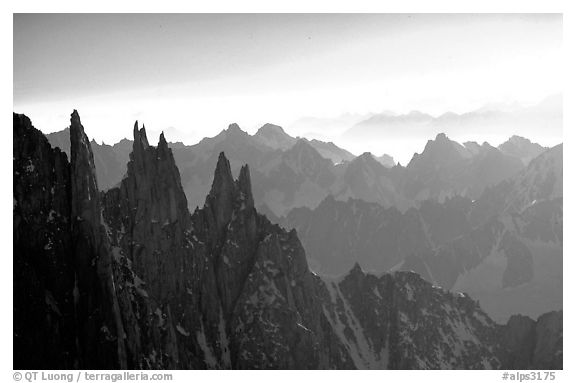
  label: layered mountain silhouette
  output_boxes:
[399,133,525,201]
[14,111,562,369]
[47,122,358,215]
[47,123,534,219]
[341,95,562,146]
[282,195,471,276]
[284,144,562,323]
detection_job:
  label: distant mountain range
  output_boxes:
[14,111,562,369]
[283,143,562,323]
[341,95,561,146]
[46,121,546,218]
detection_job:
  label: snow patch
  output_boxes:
[176,324,190,337]
[323,280,388,369]
[196,321,218,368]
[25,161,35,173]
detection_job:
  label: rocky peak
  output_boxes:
[253,123,296,150]
[376,153,395,168]
[236,164,254,209]
[225,123,249,138]
[470,142,502,159]
[204,152,237,234]
[256,123,286,136]
[132,121,150,153]
[69,110,100,224]
[408,132,463,169]
[481,141,495,149]
[499,135,547,165]
[506,135,533,147]
[196,152,264,319]
[347,151,387,174]
[125,122,189,225]
[349,262,365,277]
[434,132,449,141]
[358,152,374,161]
[425,132,454,151]
[157,131,170,157]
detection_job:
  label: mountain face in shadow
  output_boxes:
[46,128,127,190]
[283,143,561,323]
[13,112,562,369]
[399,133,524,202]
[282,195,472,276]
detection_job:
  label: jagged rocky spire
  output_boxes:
[237,164,254,209]
[205,151,257,221]
[105,122,190,305]
[13,112,564,370]
[205,152,237,235]
[125,123,189,225]
[132,121,150,160]
[227,122,242,132]
[69,109,100,224]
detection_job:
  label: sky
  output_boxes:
[13,14,562,162]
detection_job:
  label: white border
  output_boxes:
[3,2,574,382]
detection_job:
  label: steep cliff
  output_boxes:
[13,111,127,369]
[500,311,562,369]
[14,113,75,368]
[14,112,562,370]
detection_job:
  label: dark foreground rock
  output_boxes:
[13,112,562,369]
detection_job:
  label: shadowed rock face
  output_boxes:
[283,196,429,275]
[47,127,126,191]
[103,123,191,301]
[14,111,127,369]
[14,113,75,368]
[282,143,561,323]
[330,152,406,209]
[402,146,563,322]
[282,195,472,276]
[317,266,503,369]
[14,112,562,370]
[401,133,524,202]
[501,311,562,370]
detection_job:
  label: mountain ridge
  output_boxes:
[13,111,562,369]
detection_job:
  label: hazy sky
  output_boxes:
[13,14,562,161]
